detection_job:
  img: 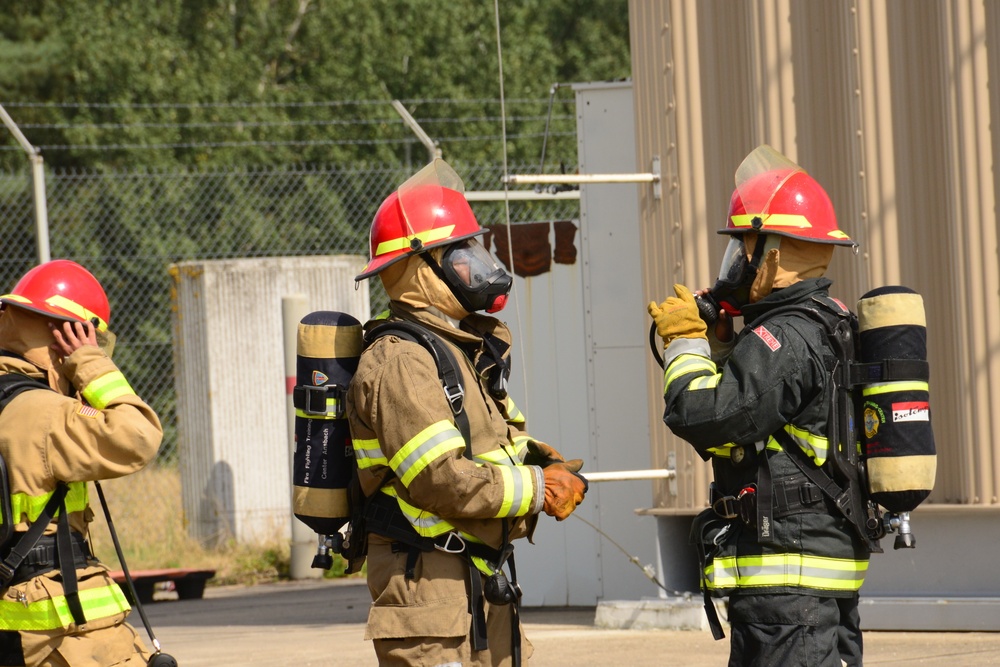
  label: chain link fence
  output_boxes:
[0,161,578,559]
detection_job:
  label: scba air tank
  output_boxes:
[856,286,936,513]
[292,311,362,535]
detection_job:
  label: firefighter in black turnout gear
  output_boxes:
[648,146,870,667]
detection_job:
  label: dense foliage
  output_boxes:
[0,0,631,170]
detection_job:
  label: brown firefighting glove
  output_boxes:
[524,441,583,471]
[647,284,708,345]
[542,462,588,521]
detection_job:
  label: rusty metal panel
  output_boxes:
[171,256,369,545]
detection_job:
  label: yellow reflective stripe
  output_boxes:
[494,464,534,519]
[380,486,455,537]
[0,583,130,631]
[706,553,868,592]
[81,371,135,410]
[391,421,465,487]
[374,225,456,256]
[664,354,716,392]
[294,408,336,421]
[475,444,519,466]
[511,436,530,461]
[707,443,736,458]
[688,374,722,391]
[780,424,829,465]
[471,555,494,576]
[862,380,929,396]
[352,438,387,469]
[505,397,524,424]
[475,451,505,464]
[5,482,88,525]
[730,213,812,229]
[294,395,345,420]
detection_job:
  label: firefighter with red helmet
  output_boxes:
[0,260,163,666]
[348,159,588,666]
[648,146,870,666]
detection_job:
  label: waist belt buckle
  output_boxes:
[711,495,738,519]
[435,532,466,554]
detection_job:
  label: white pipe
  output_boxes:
[0,102,50,263]
[30,155,50,263]
[580,469,676,483]
[503,173,659,185]
[464,189,580,201]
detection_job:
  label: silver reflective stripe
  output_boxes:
[392,423,464,486]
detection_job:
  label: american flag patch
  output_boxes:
[76,405,100,418]
[753,325,782,351]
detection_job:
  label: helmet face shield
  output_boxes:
[440,239,512,313]
[710,234,781,315]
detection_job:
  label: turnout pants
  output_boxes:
[727,593,863,667]
[365,534,532,667]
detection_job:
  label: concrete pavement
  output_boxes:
[140,578,1000,666]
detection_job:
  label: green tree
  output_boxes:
[0,0,630,170]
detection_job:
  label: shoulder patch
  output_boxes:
[829,297,850,313]
[753,325,782,351]
[76,405,100,419]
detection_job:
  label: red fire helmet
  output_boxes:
[719,145,855,246]
[1,259,111,331]
[356,160,485,280]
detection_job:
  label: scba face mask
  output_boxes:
[436,238,513,314]
[709,233,781,316]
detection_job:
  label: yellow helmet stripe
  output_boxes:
[730,213,812,229]
[374,225,456,256]
[45,295,109,331]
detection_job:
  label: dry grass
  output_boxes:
[85,465,312,586]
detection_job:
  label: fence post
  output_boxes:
[0,103,50,263]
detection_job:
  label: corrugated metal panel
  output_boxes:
[632,0,1000,511]
[171,256,369,544]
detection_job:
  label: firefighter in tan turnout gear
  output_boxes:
[348,159,588,666]
[0,260,163,667]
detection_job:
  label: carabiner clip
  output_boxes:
[435,532,466,554]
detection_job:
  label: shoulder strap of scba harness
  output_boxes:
[365,321,474,455]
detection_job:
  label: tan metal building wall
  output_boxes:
[630,0,1000,513]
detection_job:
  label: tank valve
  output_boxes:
[882,511,916,550]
